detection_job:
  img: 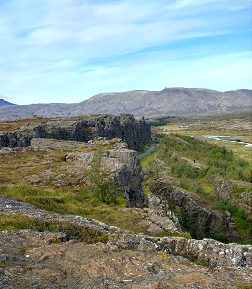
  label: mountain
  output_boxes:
[0,98,15,107]
[0,88,251,122]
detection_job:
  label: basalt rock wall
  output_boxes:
[0,114,151,151]
[150,180,240,242]
[1,196,251,268]
[0,131,32,148]
[66,147,145,207]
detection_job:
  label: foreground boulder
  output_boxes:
[0,196,251,288]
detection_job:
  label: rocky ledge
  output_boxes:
[150,179,241,242]
[0,114,152,151]
[0,196,252,288]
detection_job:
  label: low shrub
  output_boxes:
[0,213,108,244]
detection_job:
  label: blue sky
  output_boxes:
[0,0,251,105]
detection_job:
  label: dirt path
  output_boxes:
[180,156,206,168]
[172,152,206,168]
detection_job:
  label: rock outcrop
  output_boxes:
[0,136,146,208]
[66,146,145,207]
[0,114,151,151]
[150,180,240,241]
[1,230,252,289]
[109,233,252,268]
[206,174,252,216]
[0,131,31,148]
[0,196,251,270]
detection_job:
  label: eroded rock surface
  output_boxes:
[0,230,252,289]
[0,114,151,151]
[1,196,252,269]
[0,196,252,288]
[66,146,145,207]
[150,180,240,241]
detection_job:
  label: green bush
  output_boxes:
[178,211,205,240]
[0,213,108,244]
[149,120,170,126]
[85,150,118,204]
[180,175,189,190]
[211,220,230,243]
[158,134,250,183]
[195,185,205,195]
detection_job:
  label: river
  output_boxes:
[190,135,252,147]
[138,144,159,159]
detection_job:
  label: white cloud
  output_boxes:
[0,0,251,104]
[166,0,251,10]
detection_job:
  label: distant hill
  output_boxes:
[0,98,15,107]
[0,88,251,122]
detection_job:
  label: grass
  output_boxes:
[0,116,53,132]
[0,184,148,234]
[155,112,252,168]
[191,136,252,168]
[160,124,191,132]
[144,131,252,242]
[0,136,153,235]
[0,138,118,185]
[140,151,154,169]
[0,261,12,268]
[0,213,109,243]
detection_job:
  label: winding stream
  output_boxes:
[138,144,159,159]
[190,135,252,147]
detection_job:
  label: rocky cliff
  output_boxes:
[66,144,146,207]
[0,196,251,289]
[0,136,147,208]
[150,180,240,242]
[0,114,151,151]
[0,131,32,148]
[206,174,252,217]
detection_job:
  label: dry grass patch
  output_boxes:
[0,184,149,234]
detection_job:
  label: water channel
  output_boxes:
[190,135,252,147]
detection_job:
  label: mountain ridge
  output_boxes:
[0,87,251,122]
[0,98,15,107]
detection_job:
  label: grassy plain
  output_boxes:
[156,112,252,167]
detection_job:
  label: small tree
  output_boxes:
[243,168,251,182]
[86,150,117,204]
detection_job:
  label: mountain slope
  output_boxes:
[77,88,252,116]
[0,98,15,106]
[0,88,251,122]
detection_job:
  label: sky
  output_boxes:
[0,0,251,105]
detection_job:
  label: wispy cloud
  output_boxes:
[0,0,251,104]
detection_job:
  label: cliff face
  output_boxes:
[0,131,31,148]
[66,146,145,207]
[0,114,151,151]
[150,180,240,242]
